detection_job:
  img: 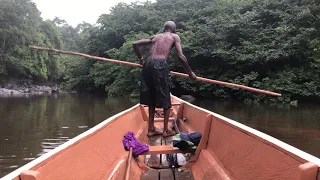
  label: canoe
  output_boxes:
[1,95,320,180]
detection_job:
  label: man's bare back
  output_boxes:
[149,32,175,60]
[133,30,195,79]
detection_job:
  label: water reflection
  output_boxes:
[0,94,136,177]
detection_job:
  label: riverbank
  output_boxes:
[0,80,73,95]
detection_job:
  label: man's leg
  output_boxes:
[148,106,163,137]
[163,108,175,137]
[141,60,161,137]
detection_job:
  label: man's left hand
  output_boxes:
[139,57,144,65]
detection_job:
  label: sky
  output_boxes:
[32,0,144,27]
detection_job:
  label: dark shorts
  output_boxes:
[140,58,172,109]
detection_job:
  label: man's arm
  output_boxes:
[173,34,196,79]
[133,36,154,63]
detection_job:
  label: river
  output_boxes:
[0,94,320,177]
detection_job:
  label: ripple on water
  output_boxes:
[40,136,70,155]
[56,137,69,139]
[0,155,17,170]
[78,125,88,129]
[42,142,61,145]
[23,158,35,161]
[43,139,66,141]
[0,155,17,166]
[42,149,52,154]
[0,155,16,158]
[6,165,18,169]
[0,163,18,169]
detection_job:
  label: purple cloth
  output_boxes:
[122,132,149,156]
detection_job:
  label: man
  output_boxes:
[133,21,196,137]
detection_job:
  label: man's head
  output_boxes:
[163,21,176,33]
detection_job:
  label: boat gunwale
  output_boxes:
[1,104,141,180]
[171,95,320,166]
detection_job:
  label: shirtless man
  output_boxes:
[133,21,196,137]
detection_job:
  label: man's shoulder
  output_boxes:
[153,33,179,41]
[170,33,179,38]
[170,33,180,40]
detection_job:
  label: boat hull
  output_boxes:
[1,95,320,180]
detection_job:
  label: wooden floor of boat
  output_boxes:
[142,121,194,180]
[142,169,194,180]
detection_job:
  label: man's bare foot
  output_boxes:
[147,128,163,137]
[163,129,176,137]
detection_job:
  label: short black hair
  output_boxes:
[163,21,176,33]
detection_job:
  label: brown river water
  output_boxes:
[1,94,320,177]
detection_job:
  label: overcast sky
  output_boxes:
[32,0,146,27]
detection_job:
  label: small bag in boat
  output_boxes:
[172,132,202,153]
[187,132,202,146]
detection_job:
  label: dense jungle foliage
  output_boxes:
[0,0,319,104]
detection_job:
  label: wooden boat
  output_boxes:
[1,95,320,180]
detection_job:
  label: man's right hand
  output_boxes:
[189,71,197,80]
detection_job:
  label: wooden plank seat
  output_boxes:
[141,145,185,155]
[154,117,175,122]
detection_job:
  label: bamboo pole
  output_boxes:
[29,46,282,97]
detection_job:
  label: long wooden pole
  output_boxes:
[29,46,281,97]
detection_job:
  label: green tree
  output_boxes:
[2,0,320,104]
[0,0,63,82]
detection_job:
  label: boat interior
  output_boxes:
[7,96,320,180]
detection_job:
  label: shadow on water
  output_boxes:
[0,93,137,177]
